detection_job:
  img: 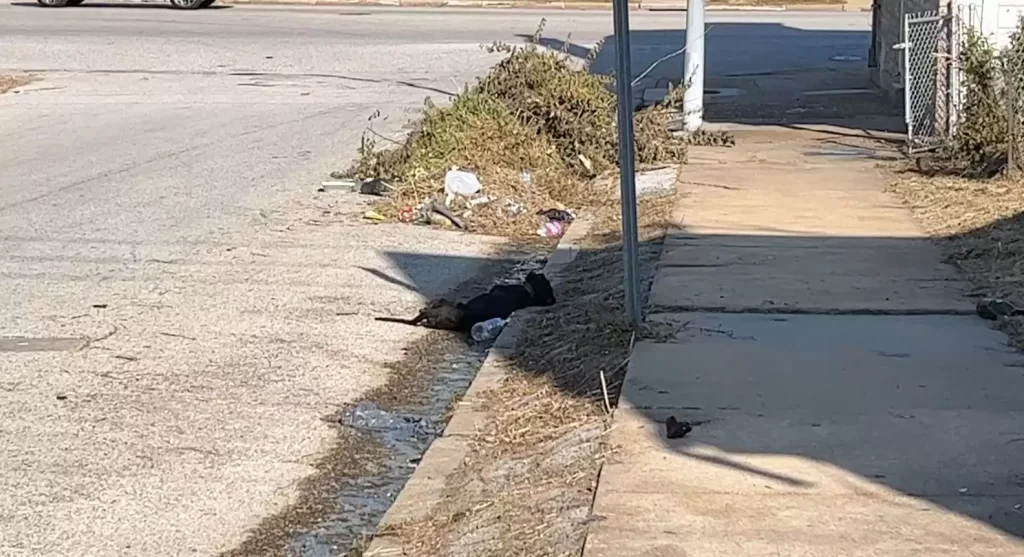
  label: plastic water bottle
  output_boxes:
[471,318,507,342]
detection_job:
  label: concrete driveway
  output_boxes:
[0,5,876,556]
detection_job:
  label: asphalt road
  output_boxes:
[0,4,871,556]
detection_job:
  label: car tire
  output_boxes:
[67,0,85,4]
[200,0,216,6]
[168,0,206,8]
[36,0,70,6]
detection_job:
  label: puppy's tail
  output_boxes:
[374,316,421,326]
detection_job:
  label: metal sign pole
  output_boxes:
[611,0,642,325]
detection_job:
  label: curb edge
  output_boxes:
[362,218,592,556]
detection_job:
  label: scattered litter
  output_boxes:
[444,168,482,197]
[468,195,491,207]
[319,179,358,192]
[425,201,466,229]
[55,394,68,401]
[665,416,692,439]
[471,317,507,342]
[977,298,1022,320]
[360,178,392,196]
[398,206,416,223]
[319,177,392,196]
[537,220,565,238]
[428,212,454,227]
[1015,503,1022,510]
[92,304,108,309]
[959,487,969,494]
[537,208,575,223]
[504,198,524,216]
[363,210,388,222]
[535,207,574,238]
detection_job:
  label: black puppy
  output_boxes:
[454,271,556,330]
[376,271,556,332]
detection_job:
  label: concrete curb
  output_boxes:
[218,0,857,12]
[362,218,591,557]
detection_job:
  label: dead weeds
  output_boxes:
[374,194,674,556]
[890,173,1024,344]
[339,21,688,238]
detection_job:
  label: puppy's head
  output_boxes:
[525,272,556,306]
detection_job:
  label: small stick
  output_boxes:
[159,331,197,341]
[599,370,611,415]
[366,127,403,146]
[78,324,119,351]
[425,201,466,229]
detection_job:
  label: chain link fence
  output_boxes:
[904,11,954,153]
[899,5,1024,176]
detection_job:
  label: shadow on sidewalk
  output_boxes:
[347,14,1024,543]
[370,210,1024,544]
[617,231,1024,541]
[523,23,903,133]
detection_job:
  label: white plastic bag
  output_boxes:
[444,169,482,197]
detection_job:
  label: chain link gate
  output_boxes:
[900,10,955,154]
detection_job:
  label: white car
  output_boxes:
[36,0,216,8]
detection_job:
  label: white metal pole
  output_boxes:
[683,0,706,132]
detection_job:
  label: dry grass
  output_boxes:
[889,173,1024,343]
[371,191,676,556]
[0,74,32,94]
[339,27,688,238]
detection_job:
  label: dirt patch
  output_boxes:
[0,74,32,95]
[370,192,676,556]
[889,173,1024,343]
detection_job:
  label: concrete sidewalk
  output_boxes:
[584,127,1024,556]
